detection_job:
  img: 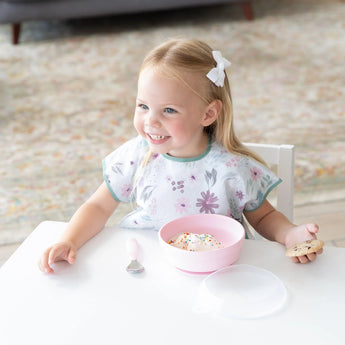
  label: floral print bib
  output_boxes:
[103,136,281,230]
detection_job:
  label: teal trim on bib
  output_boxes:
[245,178,282,212]
[102,159,121,202]
[162,136,212,162]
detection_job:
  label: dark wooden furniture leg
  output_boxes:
[242,1,254,20]
[12,23,21,45]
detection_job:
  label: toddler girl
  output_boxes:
[39,38,322,273]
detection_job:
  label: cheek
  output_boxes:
[172,115,202,134]
[171,122,187,134]
[133,112,143,133]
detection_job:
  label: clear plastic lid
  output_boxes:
[194,264,287,319]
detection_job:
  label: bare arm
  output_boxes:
[244,200,293,244]
[39,182,119,273]
[60,182,119,249]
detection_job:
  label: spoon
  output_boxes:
[126,238,144,274]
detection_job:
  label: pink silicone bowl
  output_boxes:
[158,214,245,273]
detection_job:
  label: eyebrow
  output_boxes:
[136,98,183,107]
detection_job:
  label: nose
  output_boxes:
[145,110,161,128]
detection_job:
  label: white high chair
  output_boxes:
[243,143,295,239]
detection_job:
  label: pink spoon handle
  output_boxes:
[127,238,139,260]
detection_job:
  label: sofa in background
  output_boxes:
[0,0,254,44]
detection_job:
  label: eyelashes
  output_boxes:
[137,104,178,115]
[164,107,177,114]
[138,104,149,110]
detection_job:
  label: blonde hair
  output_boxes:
[139,37,266,165]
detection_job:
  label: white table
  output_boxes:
[0,221,344,345]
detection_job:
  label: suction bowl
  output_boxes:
[159,214,245,273]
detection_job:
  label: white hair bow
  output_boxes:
[206,50,231,87]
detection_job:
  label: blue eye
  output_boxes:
[139,104,149,110]
[164,107,176,114]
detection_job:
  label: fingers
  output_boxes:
[48,246,61,267]
[305,223,319,235]
[38,246,55,273]
[291,250,322,264]
[290,256,299,264]
[38,243,77,273]
[306,252,317,262]
[67,250,77,265]
[290,255,310,264]
[286,223,323,264]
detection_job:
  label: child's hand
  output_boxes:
[284,224,323,264]
[38,242,77,273]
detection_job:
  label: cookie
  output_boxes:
[286,239,324,257]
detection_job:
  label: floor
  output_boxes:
[1,199,344,268]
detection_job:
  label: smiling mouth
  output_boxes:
[147,134,169,141]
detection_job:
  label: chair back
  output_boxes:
[244,143,295,222]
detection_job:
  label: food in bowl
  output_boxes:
[159,214,245,273]
[168,232,223,251]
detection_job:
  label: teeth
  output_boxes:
[150,134,166,140]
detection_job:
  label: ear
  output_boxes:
[201,100,222,127]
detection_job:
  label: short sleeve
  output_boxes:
[240,158,282,212]
[102,136,148,202]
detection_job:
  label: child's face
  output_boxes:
[134,67,211,158]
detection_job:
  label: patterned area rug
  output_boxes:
[1,0,344,244]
